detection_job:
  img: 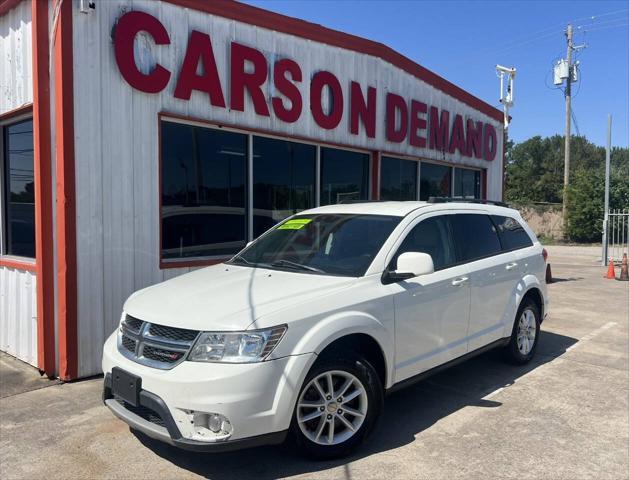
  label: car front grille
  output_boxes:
[118,315,199,370]
[114,397,166,428]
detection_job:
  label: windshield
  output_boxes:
[229,214,402,277]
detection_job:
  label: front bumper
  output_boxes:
[102,374,287,452]
[102,332,316,450]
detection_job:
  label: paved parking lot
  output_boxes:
[1,245,628,480]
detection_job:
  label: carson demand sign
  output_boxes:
[112,10,498,162]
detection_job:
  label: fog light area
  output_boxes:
[189,411,233,442]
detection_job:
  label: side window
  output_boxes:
[492,215,533,251]
[391,216,456,271]
[451,214,502,262]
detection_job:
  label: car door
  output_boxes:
[385,213,471,383]
[450,212,517,352]
[492,214,537,335]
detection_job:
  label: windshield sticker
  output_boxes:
[278,218,313,230]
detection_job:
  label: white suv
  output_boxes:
[102,200,549,458]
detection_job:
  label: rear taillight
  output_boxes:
[542,248,548,263]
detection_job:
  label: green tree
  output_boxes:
[506,135,628,242]
[565,165,629,242]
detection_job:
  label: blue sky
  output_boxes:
[244,0,629,147]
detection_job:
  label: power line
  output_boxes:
[580,22,629,33]
[485,7,628,57]
[576,17,629,30]
[569,7,629,26]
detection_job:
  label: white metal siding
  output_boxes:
[0,266,38,366]
[72,0,504,377]
[0,2,36,367]
[0,0,32,114]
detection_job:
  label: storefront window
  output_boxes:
[380,156,417,201]
[161,121,247,259]
[2,119,35,258]
[320,147,369,205]
[420,162,451,200]
[253,136,316,237]
[453,167,481,199]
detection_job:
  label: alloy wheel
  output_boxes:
[296,370,368,446]
[516,308,537,355]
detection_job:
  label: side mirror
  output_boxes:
[384,252,434,283]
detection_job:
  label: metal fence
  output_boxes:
[603,209,629,265]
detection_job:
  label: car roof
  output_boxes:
[301,201,518,217]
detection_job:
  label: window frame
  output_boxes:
[158,114,373,269]
[0,111,36,263]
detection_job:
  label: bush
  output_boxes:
[565,170,629,242]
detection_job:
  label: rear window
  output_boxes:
[451,214,502,262]
[492,215,533,251]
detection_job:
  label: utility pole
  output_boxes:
[602,115,612,266]
[562,24,573,225]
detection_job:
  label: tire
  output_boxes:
[290,352,383,459]
[503,298,541,365]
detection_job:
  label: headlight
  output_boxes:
[188,325,287,363]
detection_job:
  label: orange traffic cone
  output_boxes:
[605,258,616,279]
[618,254,629,282]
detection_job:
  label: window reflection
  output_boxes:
[380,156,417,201]
[161,121,247,259]
[253,137,315,237]
[320,147,369,205]
[420,162,451,200]
[4,119,35,258]
[454,167,481,199]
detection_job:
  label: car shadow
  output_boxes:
[132,330,577,480]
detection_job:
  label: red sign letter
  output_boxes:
[114,11,171,93]
[272,59,302,123]
[310,71,344,130]
[409,100,427,148]
[449,114,467,155]
[350,82,376,138]
[231,42,270,116]
[483,123,497,161]
[466,119,483,159]
[429,107,450,151]
[386,93,408,143]
[174,31,225,107]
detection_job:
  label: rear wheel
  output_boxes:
[290,354,383,459]
[503,299,540,364]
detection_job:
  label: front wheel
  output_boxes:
[290,354,383,459]
[503,299,541,364]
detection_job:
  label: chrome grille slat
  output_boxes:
[117,318,200,370]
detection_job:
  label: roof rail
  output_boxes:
[427,197,510,208]
[337,199,387,204]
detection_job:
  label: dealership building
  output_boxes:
[0,0,505,379]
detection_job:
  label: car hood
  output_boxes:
[123,263,356,331]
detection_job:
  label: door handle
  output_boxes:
[451,276,469,287]
[505,262,519,271]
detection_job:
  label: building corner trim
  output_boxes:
[53,0,78,381]
[32,0,56,377]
